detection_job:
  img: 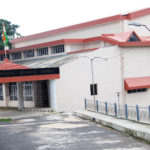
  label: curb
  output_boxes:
[73,111,150,143]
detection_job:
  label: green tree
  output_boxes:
[0,19,21,50]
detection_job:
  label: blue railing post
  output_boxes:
[96,100,99,112]
[84,98,87,110]
[136,105,140,121]
[105,102,108,114]
[148,105,150,120]
[114,103,117,117]
[125,104,128,119]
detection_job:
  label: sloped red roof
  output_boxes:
[0,59,30,70]
[10,8,150,44]
[102,31,141,42]
[100,31,150,47]
[125,76,150,90]
[140,36,150,41]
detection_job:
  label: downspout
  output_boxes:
[120,20,126,106]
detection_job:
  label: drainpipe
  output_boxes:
[120,20,126,106]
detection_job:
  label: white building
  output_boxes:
[0,8,150,111]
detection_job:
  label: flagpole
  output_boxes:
[4,46,7,59]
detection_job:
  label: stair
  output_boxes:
[21,107,52,112]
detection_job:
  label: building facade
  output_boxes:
[0,8,150,111]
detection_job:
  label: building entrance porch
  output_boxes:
[0,79,57,111]
[0,58,59,111]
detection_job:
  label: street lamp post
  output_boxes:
[79,55,108,102]
[128,22,150,32]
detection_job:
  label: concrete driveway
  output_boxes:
[0,112,150,150]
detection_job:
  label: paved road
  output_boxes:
[0,113,150,150]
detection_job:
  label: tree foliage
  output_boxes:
[0,19,21,50]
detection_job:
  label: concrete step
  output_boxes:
[21,107,52,112]
[73,110,150,143]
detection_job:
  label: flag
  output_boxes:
[3,23,9,46]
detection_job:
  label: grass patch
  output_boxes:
[0,107,17,111]
[0,118,12,122]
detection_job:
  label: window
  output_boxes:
[0,84,3,100]
[9,82,18,101]
[127,88,147,94]
[23,81,33,101]
[12,52,22,60]
[23,50,34,58]
[37,47,48,56]
[51,45,64,54]
[0,54,10,61]
[128,33,140,42]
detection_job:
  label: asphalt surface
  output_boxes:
[0,112,150,150]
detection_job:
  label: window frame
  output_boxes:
[12,52,22,60]
[9,82,18,101]
[127,88,147,94]
[37,47,48,56]
[23,81,33,101]
[23,50,34,58]
[51,45,64,54]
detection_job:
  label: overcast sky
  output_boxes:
[0,0,149,36]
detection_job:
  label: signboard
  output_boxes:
[90,84,98,95]
[0,68,59,77]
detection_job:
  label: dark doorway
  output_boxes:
[41,80,49,107]
[34,80,49,107]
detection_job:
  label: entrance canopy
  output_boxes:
[125,76,150,90]
[0,59,60,83]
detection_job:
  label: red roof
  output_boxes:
[125,76,150,90]
[10,8,150,44]
[100,31,150,47]
[0,31,150,56]
[0,74,59,83]
[102,31,141,42]
[0,59,30,70]
[140,36,150,41]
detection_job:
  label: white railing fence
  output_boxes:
[84,98,150,124]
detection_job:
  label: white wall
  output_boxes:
[5,101,35,108]
[14,21,121,48]
[0,101,5,107]
[123,14,150,36]
[125,89,150,106]
[84,41,102,49]
[24,101,35,107]
[123,47,150,106]
[55,46,122,111]
[68,43,85,52]
[123,47,150,78]
[8,101,18,107]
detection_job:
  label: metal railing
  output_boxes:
[84,98,150,124]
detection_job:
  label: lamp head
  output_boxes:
[128,22,143,27]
